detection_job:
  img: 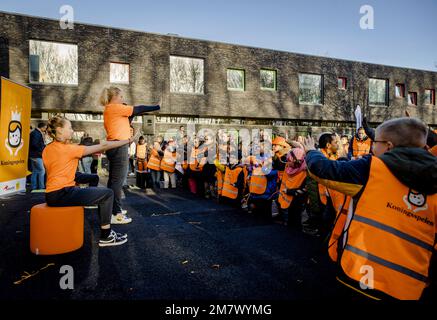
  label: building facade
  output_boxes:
[1,11,436,141]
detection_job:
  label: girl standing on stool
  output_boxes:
[43,115,139,247]
[100,87,160,224]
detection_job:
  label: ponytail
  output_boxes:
[47,115,67,140]
[99,86,121,106]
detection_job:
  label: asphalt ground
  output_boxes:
[0,177,364,301]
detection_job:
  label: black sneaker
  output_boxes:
[99,230,128,247]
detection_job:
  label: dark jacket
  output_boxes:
[29,129,45,158]
[306,147,437,197]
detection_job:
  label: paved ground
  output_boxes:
[0,177,347,300]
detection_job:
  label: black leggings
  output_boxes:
[45,173,113,226]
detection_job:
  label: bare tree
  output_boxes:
[29,40,78,84]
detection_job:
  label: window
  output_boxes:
[338,77,347,90]
[395,83,405,98]
[425,89,435,105]
[110,62,129,84]
[29,40,78,85]
[299,73,323,105]
[260,69,277,90]
[170,56,204,94]
[368,78,388,106]
[408,92,417,105]
[227,69,245,91]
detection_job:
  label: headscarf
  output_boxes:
[285,148,307,176]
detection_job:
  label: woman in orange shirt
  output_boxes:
[100,87,160,224]
[43,115,139,247]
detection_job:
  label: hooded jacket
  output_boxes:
[305,147,437,197]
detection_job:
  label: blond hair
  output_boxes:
[47,115,68,140]
[99,86,121,106]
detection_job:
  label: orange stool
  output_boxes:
[30,203,84,255]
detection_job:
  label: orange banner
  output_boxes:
[0,77,32,196]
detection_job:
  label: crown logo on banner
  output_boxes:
[11,107,22,122]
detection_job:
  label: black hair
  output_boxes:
[319,133,334,149]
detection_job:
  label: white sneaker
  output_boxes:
[111,213,132,224]
[99,230,128,247]
[121,209,128,215]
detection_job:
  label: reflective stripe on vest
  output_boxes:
[221,167,243,199]
[160,151,176,173]
[340,156,437,300]
[278,171,307,209]
[352,138,372,158]
[147,150,161,171]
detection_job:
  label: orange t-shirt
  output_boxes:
[42,141,86,193]
[103,103,134,140]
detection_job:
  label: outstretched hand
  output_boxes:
[302,136,316,153]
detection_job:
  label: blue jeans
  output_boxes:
[30,157,45,190]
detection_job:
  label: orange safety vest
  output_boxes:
[136,159,147,173]
[318,149,339,205]
[352,137,372,158]
[328,191,351,262]
[136,144,147,160]
[339,157,437,300]
[249,166,268,195]
[189,148,204,172]
[278,170,307,209]
[221,167,243,199]
[216,169,224,196]
[160,150,177,173]
[429,145,437,157]
[147,149,162,171]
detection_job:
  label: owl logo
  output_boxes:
[4,109,24,156]
[403,189,428,213]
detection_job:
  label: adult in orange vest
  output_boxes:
[147,140,163,188]
[303,117,437,301]
[348,127,372,160]
[316,133,340,236]
[276,148,308,227]
[160,139,177,188]
[101,87,159,223]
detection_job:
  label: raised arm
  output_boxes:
[82,130,140,157]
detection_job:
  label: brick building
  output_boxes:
[0,11,436,141]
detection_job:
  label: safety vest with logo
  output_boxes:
[278,170,307,209]
[221,167,243,199]
[352,138,372,158]
[339,157,437,300]
[147,149,162,171]
[160,150,177,173]
[249,166,267,195]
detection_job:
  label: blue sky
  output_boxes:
[1,0,436,71]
